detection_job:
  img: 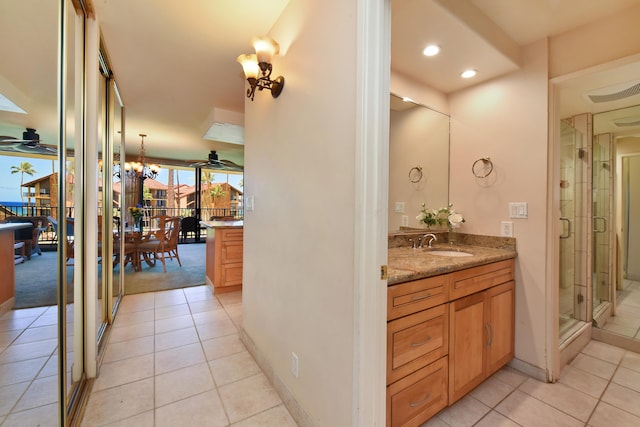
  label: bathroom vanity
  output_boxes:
[386,232,516,426]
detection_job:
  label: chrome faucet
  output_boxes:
[421,233,437,248]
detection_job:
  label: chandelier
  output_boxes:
[125,133,160,180]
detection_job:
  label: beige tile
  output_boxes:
[469,375,515,407]
[558,364,608,398]
[518,377,597,422]
[13,325,58,345]
[436,395,490,427]
[155,362,215,407]
[2,307,47,319]
[419,415,450,426]
[496,390,583,427]
[589,401,640,427]
[202,334,245,361]
[612,366,640,393]
[491,366,529,388]
[155,342,206,375]
[112,309,154,327]
[102,335,154,364]
[231,404,298,427]
[474,410,520,427]
[93,353,154,392]
[154,303,191,320]
[0,357,48,387]
[570,353,617,380]
[184,289,216,304]
[191,309,230,326]
[621,350,640,373]
[108,321,154,343]
[0,381,30,417]
[36,355,58,379]
[217,291,242,307]
[0,402,58,427]
[0,330,21,347]
[13,375,58,411]
[102,410,154,427]
[155,389,228,427]
[154,314,194,334]
[218,373,282,423]
[582,340,626,364]
[209,351,261,386]
[602,382,640,417]
[195,318,237,340]
[82,378,154,425]
[188,298,221,313]
[0,338,57,364]
[154,290,187,308]
[117,293,155,314]
[154,326,199,352]
[0,316,37,333]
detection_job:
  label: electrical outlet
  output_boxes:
[401,215,409,227]
[501,221,514,237]
[291,352,299,378]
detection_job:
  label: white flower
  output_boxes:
[448,213,464,228]
[416,212,426,221]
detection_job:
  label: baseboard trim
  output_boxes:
[240,328,315,427]
[508,357,548,382]
[0,297,14,317]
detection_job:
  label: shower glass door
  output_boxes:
[559,121,581,337]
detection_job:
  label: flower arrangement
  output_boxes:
[416,203,465,230]
[128,205,143,222]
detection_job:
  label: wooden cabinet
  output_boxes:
[387,259,515,426]
[205,226,243,292]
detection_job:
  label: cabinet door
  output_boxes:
[448,292,486,404]
[485,281,515,376]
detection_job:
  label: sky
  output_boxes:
[0,155,243,202]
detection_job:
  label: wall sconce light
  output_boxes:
[237,36,285,101]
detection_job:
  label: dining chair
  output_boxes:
[136,216,182,273]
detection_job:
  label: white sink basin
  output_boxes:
[428,250,473,257]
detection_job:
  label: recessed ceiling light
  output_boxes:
[461,69,477,79]
[422,44,440,57]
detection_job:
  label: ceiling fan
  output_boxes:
[0,128,57,155]
[188,150,244,172]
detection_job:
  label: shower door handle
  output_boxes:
[560,217,571,239]
[593,216,607,233]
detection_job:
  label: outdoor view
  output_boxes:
[0,153,244,221]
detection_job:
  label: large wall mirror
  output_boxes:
[593,102,640,343]
[388,93,450,231]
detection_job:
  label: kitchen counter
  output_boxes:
[387,232,516,285]
[0,223,32,313]
[201,220,243,293]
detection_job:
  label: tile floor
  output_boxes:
[601,279,640,339]
[80,286,297,426]
[2,285,640,426]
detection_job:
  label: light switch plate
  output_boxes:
[245,195,254,211]
[395,202,405,213]
[509,202,528,219]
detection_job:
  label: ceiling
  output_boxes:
[1,0,640,165]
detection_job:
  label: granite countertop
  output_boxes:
[387,231,517,285]
[199,220,243,229]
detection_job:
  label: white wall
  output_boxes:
[242,0,359,425]
[448,40,550,371]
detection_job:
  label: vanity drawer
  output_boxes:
[387,304,448,385]
[388,275,449,320]
[449,259,514,300]
[387,356,448,427]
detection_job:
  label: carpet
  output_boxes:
[14,243,206,308]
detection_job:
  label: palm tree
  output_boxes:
[10,161,37,206]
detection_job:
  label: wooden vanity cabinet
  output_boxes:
[448,280,514,404]
[387,258,515,426]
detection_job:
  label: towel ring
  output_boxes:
[472,157,493,178]
[409,166,423,183]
